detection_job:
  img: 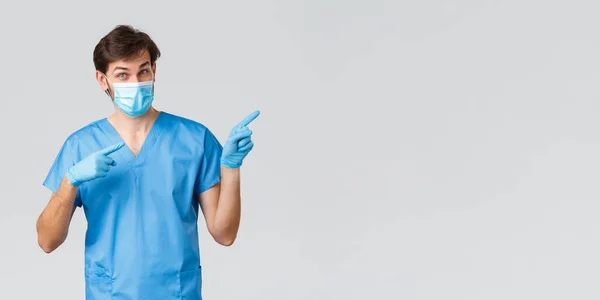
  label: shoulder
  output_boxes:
[61,118,106,150]
[161,111,215,135]
[161,112,222,148]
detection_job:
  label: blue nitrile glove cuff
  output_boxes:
[66,166,81,187]
[220,158,242,169]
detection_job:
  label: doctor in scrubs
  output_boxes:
[35,25,259,299]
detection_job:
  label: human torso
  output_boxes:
[71,112,209,299]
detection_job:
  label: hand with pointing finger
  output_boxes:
[66,143,125,186]
[220,110,260,168]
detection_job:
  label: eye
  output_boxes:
[117,73,127,80]
[139,69,152,78]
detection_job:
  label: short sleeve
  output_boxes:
[42,138,82,207]
[194,128,223,195]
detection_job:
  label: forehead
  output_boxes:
[107,50,151,72]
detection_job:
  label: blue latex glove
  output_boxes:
[220,110,260,168]
[67,143,125,186]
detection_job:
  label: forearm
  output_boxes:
[36,175,78,253]
[212,166,241,245]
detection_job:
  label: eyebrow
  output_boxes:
[112,61,150,73]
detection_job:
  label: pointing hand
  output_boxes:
[220,110,260,168]
[67,143,125,187]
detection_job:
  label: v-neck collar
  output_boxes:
[98,111,166,168]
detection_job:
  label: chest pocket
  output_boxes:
[139,147,202,220]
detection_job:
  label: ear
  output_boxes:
[95,70,109,91]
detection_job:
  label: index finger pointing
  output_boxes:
[237,110,260,128]
[98,142,126,156]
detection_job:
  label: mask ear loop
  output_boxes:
[102,73,112,98]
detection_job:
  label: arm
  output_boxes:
[36,139,124,254]
[198,110,260,246]
[36,175,78,253]
[199,166,241,246]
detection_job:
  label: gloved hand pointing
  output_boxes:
[221,110,260,168]
[67,143,125,187]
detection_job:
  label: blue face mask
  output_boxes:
[104,75,155,118]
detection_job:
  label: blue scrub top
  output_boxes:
[42,111,222,300]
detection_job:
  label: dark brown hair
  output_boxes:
[93,25,161,74]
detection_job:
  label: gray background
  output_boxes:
[1,0,599,299]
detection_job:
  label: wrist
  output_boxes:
[66,167,80,187]
[56,175,78,205]
[220,165,241,184]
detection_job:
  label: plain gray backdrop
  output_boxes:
[1,0,599,299]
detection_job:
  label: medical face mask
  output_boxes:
[104,75,155,118]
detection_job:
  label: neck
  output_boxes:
[108,107,160,134]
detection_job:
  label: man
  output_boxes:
[36,25,259,299]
